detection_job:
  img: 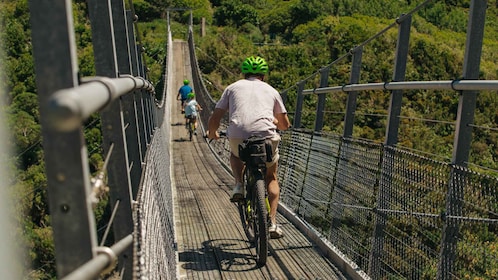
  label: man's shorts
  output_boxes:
[229,134,281,167]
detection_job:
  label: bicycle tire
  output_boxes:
[238,199,255,242]
[253,178,268,266]
[238,171,255,242]
[188,121,194,141]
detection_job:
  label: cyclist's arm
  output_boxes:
[274,112,291,131]
[208,108,226,139]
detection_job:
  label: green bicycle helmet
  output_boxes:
[183,79,190,85]
[187,92,195,99]
[241,56,268,74]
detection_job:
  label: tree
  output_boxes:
[213,0,259,27]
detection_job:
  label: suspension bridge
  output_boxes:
[25,0,498,279]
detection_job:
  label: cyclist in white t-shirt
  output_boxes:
[184,92,202,134]
[207,56,291,238]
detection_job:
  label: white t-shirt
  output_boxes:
[184,99,198,117]
[215,77,287,139]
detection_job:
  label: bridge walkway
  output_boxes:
[170,40,349,280]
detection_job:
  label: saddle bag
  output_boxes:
[238,136,273,166]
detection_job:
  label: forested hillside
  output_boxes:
[191,0,498,170]
[2,0,498,278]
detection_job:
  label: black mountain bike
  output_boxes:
[186,116,196,141]
[236,136,273,266]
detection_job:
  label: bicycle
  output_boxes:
[236,135,274,266]
[207,131,273,266]
[185,115,196,141]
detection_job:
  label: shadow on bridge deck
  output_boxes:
[170,40,349,280]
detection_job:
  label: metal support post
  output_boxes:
[369,14,411,278]
[112,0,143,199]
[136,44,152,144]
[28,0,97,277]
[314,67,330,132]
[330,46,364,245]
[293,81,305,128]
[437,1,487,278]
[86,0,134,278]
[385,14,411,146]
[111,1,139,277]
[126,10,148,159]
[343,47,363,139]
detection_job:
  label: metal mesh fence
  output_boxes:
[276,130,498,279]
[133,27,177,280]
[134,127,176,279]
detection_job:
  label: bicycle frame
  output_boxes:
[236,137,271,266]
[186,116,196,141]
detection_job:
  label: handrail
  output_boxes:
[47,75,155,132]
[303,79,498,95]
[61,234,133,280]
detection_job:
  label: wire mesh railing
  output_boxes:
[28,0,173,279]
[263,128,498,280]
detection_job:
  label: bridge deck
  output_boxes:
[171,40,349,280]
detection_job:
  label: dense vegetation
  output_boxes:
[2,0,498,278]
[192,0,498,169]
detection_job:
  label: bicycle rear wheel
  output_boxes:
[238,199,255,242]
[188,121,194,141]
[252,178,268,266]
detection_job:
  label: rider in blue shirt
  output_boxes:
[177,79,193,113]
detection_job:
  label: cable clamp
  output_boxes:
[342,84,349,92]
[95,246,118,275]
[451,79,461,91]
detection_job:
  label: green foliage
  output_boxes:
[420,1,468,32]
[12,162,56,278]
[25,225,56,279]
[5,53,35,98]
[84,114,103,173]
[134,0,163,22]
[139,19,168,84]
[259,1,293,35]
[287,0,329,34]
[77,46,96,77]
[184,0,214,24]
[213,0,259,27]
[7,110,41,168]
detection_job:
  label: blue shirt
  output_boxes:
[178,85,193,100]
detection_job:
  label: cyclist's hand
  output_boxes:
[206,130,219,140]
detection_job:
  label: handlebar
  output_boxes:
[204,130,227,143]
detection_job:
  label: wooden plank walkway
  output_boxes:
[171,40,349,280]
